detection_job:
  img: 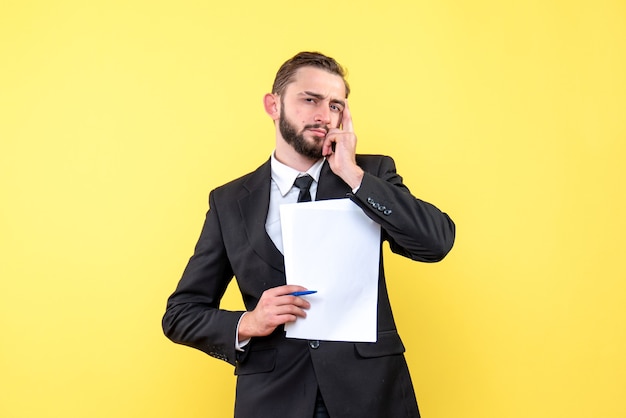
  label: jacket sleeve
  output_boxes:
[350,155,455,262]
[161,190,244,366]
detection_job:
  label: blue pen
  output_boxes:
[289,290,317,296]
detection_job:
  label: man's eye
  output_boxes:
[305,98,316,103]
[330,104,342,112]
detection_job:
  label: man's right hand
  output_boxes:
[238,285,311,340]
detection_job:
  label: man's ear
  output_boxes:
[263,93,280,120]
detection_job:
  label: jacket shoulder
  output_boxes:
[355,154,395,174]
[211,159,270,200]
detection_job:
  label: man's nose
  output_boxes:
[314,106,331,125]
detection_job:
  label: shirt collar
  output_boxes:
[270,152,325,197]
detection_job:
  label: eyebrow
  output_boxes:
[301,91,346,108]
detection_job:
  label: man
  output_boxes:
[162,51,455,418]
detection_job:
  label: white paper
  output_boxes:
[280,198,381,342]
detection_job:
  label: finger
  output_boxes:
[275,311,304,326]
[322,130,338,157]
[341,100,354,133]
[266,284,308,297]
[276,305,308,318]
[268,305,308,326]
[286,296,311,309]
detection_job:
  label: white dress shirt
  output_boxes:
[265,153,325,253]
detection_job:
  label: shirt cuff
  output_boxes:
[235,312,251,351]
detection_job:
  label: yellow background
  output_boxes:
[1,1,625,417]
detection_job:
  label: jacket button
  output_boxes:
[308,340,320,349]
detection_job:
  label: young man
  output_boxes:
[163,51,455,418]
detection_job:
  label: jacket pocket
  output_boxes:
[234,348,276,375]
[354,330,405,358]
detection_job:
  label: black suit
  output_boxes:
[163,154,455,418]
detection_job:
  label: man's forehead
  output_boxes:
[287,67,347,98]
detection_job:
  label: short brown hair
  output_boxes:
[272,51,350,98]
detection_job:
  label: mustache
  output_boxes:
[303,124,328,134]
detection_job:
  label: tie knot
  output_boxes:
[294,174,314,190]
[294,174,314,202]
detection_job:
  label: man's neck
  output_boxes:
[274,142,321,173]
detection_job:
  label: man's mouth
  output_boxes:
[306,127,328,137]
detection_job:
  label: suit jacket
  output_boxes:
[163,154,455,418]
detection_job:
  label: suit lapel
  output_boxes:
[317,160,352,200]
[237,160,350,274]
[238,160,285,273]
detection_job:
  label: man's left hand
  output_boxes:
[322,100,364,190]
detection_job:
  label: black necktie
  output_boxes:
[294,174,314,202]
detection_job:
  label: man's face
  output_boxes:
[277,67,346,159]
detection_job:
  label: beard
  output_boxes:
[279,105,327,160]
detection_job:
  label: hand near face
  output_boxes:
[322,101,364,190]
